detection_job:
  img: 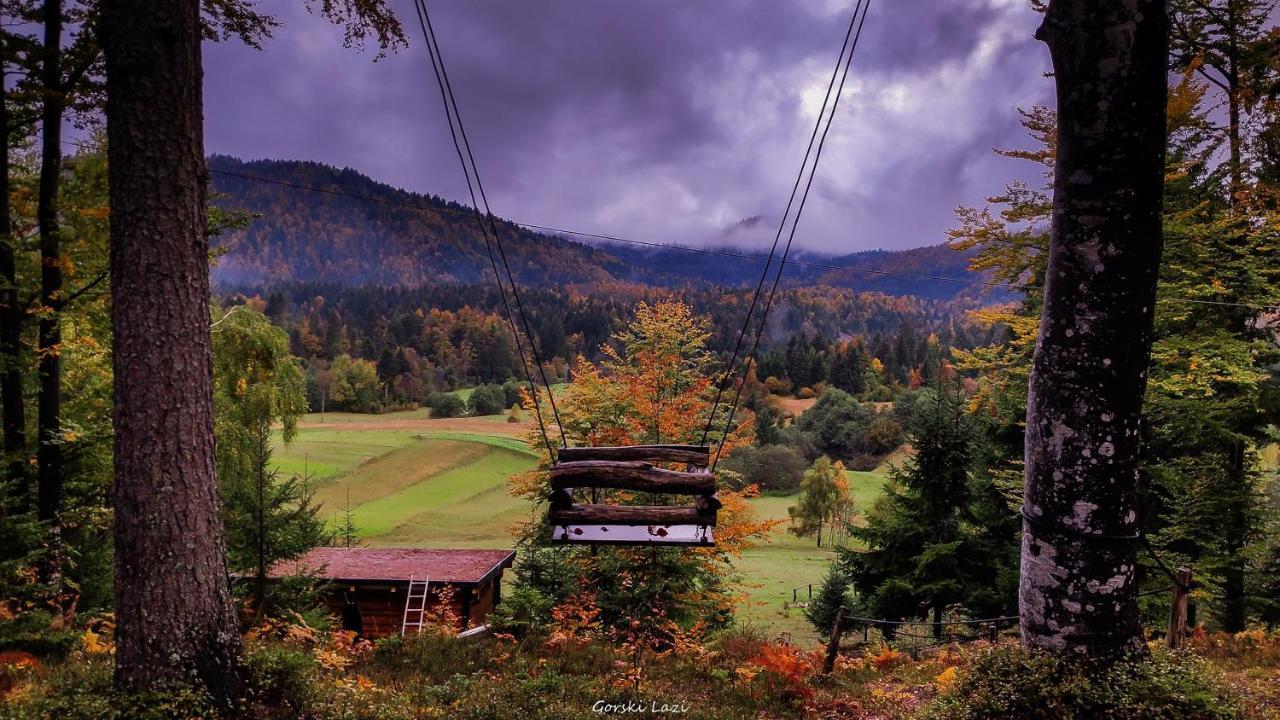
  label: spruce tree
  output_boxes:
[806,564,851,636]
[841,383,1009,634]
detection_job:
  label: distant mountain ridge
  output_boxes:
[208,156,996,301]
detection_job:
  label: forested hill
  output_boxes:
[208,156,994,300]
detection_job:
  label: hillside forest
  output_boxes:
[0,0,1278,719]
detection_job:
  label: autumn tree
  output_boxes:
[510,300,776,638]
[788,456,851,548]
[1019,0,1169,658]
[956,60,1280,635]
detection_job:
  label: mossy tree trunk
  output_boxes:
[100,0,242,702]
[1019,0,1169,659]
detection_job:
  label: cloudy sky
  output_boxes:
[203,0,1053,254]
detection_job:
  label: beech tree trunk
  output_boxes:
[1020,0,1169,659]
[100,0,242,700]
[36,0,66,592]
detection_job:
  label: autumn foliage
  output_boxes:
[509,300,779,641]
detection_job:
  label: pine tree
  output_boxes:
[334,487,363,549]
[828,341,868,396]
[211,306,325,615]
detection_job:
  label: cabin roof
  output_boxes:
[268,548,515,586]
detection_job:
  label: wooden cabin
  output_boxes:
[269,547,515,637]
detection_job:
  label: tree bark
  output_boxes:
[1225,0,1242,202]
[36,0,67,594]
[100,0,242,701]
[0,29,28,508]
[1220,440,1248,632]
[1020,0,1169,659]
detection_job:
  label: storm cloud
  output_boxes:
[203,0,1053,253]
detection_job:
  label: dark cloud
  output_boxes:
[203,0,1053,253]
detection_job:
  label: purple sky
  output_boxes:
[202,0,1053,254]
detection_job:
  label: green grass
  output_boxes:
[272,428,423,481]
[272,408,893,635]
[310,439,491,512]
[350,447,535,543]
[415,431,538,456]
[735,463,892,643]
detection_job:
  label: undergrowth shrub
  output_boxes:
[925,645,1244,720]
[5,655,220,720]
[0,611,79,658]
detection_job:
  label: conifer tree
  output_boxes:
[806,565,851,636]
[212,305,323,616]
[841,383,1006,635]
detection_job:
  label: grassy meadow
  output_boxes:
[271,407,895,641]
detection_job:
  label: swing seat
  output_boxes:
[548,445,719,546]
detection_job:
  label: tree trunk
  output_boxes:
[1226,0,1242,203]
[36,0,67,595]
[1220,440,1248,632]
[1020,0,1169,659]
[100,0,242,701]
[0,30,28,508]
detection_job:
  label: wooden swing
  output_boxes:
[413,0,867,550]
[548,444,721,546]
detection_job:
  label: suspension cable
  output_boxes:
[412,0,567,452]
[701,0,866,446]
[711,0,873,471]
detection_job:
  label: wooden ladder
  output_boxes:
[400,575,430,635]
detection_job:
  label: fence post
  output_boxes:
[793,588,797,603]
[1167,567,1192,650]
[822,607,846,675]
[808,584,813,600]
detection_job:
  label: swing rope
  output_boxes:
[705,0,873,471]
[413,0,567,454]
[700,0,867,448]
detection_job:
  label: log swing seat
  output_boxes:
[547,444,720,547]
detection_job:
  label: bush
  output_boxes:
[926,646,1244,720]
[244,645,319,712]
[722,445,807,493]
[487,584,555,638]
[795,388,874,459]
[425,391,466,418]
[501,379,525,408]
[861,416,904,455]
[467,384,508,416]
[0,611,79,658]
[796,386,816,399]
[762,376,792,396]
[8,656,220,720]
